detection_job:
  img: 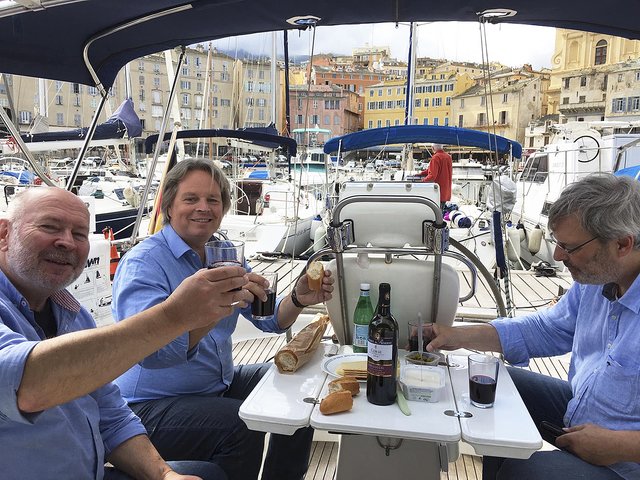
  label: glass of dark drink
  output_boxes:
[468,354,499,408]
[252,272,278,320]
[205,240,245,304]
[204,240,245,269]
[407,321,434,352]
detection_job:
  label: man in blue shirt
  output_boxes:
[0,186,234,479]
[428,174,640,480]
[112,159,334,480]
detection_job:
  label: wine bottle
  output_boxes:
[352,283,374,353]
[366,283,398,406]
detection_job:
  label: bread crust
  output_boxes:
[307,261,324,291]
[319,390,353,415]
[274,314,330,373]
[328,376,360,396]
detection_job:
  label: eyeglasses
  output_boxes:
[550,234,599,255]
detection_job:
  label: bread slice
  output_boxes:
[328,376,360,396]
[319,390,353,415]
[307,260,324,291]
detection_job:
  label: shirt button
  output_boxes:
[607,343,612,349]
[611,315,617,320]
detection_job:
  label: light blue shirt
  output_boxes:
[0,272,146,480]
[492,274,640,479]
[112,225,286,403]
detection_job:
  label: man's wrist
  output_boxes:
[290,288,309,309]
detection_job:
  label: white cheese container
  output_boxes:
[399,365,445,402]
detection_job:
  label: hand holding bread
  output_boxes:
[306,260,324,291]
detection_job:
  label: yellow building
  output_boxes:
[548,29,640,116]
[363,71,474,129]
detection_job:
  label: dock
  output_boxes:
[238,257,573,480]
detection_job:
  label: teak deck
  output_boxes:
[235,258,573,480]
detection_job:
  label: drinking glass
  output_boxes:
[407,321,434,352]
[251,272,278,320]
[204,240,245,268]
[468,354,499,408]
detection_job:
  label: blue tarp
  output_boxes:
[614,165,640,180]
[144,126,297,156]
[0,1,637,88]
[324,125,522,158]
[0,170,35,184]
[248,170,269,179]
[20,99,142,143]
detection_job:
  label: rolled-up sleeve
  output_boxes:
[491,285,579,366]
[92,381,147,455]
[0,326,40,423]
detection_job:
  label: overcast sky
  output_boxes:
[211,22,557,70]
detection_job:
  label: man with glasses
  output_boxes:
[427,174,640,479]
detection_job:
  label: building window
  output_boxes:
[595,40,607,65]
[386,119,391,127]
[579,95,586,103]
[180,80,191,89]
[612,98,626,112]
[55,95,63,105]
[139,76,145,86]
[460,98,465,108]
[88,86,98,96]
[72,83,81,94]
[56,113,64,125]
[74,114,82,127]
[182,93,190,106]
[458,114,464,127]
[630,97,640,111]
[499,111,507,124]
[580,76,587,87]
[74,96,81,107]
[480,97,486,106]
[377,120,382,128]
[296,115,303,124]
[423,118,428,125]
[368,120,373,128]
[445,97,451,106]
[153,64,160,73]
[153,77,160,88]
[324,115,330,125]
[563,78,570,89]
[502,93,508,103]
[477,112,486,126]
[311,114,319,125]
[152,105,163,118]
[444,117,449,126]
[562,97,570,104]
[394,119,400,126]
[433,117,439,126]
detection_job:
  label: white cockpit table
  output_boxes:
[239,334,542,480]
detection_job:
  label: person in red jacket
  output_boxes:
[418,143,453,209]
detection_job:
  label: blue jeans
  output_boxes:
[105,461,227,480]
[130,363,313,480]
[482,367,622,480]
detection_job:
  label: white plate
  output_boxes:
[321,353,368,381]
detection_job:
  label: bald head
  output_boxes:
[7,187,89,225]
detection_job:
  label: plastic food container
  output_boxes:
[399,365,446,402]
[405,351,441,366]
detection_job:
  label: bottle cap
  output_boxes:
[360,283,371,290]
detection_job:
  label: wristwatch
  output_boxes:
[290,287,309,309]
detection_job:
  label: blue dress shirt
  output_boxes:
[0,272,146,479]
[492,274,640,479]
[112,225,286,403]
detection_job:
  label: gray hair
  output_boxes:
[432,143,444,151]
[548,173,640,249]
[161,158,231,224]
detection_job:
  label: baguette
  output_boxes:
[319,390,353,415]
[307,261,324,291]
[274,314,330,373]
[328,376,360,396]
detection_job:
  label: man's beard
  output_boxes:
[7,238,82,292]
[564,245,619,285]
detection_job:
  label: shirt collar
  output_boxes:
[160,224,215,261]
[602,274,640,313]
[161,224,195,259]
[0,269,81,313]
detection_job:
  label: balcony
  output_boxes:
[558,100,605,114]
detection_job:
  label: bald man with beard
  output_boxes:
[0,187,237,480]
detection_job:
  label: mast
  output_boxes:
[403,23,417,171]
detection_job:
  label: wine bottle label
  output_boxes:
[353,324,368,347]
[367,341,393,361]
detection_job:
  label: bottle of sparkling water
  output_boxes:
[352,283,374,353]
